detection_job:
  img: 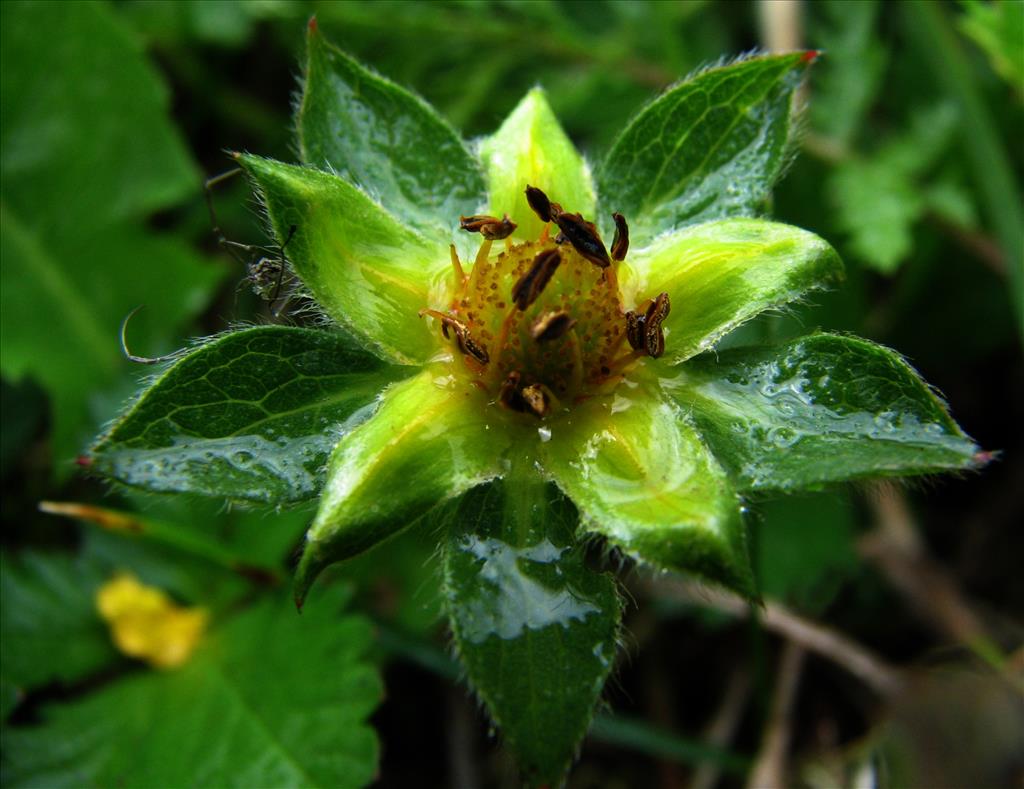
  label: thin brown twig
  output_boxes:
[746,642,807,789]
[644,577,904,697]
[690,668,752,789]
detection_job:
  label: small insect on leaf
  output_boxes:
[530,310,576,343]
[460,214,517,240]
[511,248,562,311]
[611,212,629,261]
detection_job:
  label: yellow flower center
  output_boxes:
[421,186,670,418]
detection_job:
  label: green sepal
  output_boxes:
[298,21,485,235]
[598,53,811,245]
[236,154,446,365]
[541,374,755,598]
[442,477,620,788]
[89,326,405,503]
[665,333,984,492]
[479,88,597,241]
[296,369,509,606]
[624,218,843,364]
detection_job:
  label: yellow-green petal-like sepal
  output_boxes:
[624,218,843,364]
[479,88,596,240]
[295,369,510,605]
[237,154,447,365]
[540,375,755,598]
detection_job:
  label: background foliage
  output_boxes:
[2,1,1021,787]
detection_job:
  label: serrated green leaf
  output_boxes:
[2,586,381,789]
[958,0,1024,94]
[665,334,981,493]
[541,373,754,597]
[0,1,221,469]
[479,88,597,241]
[237,154,447,365]
[597,53,810,245]
[90,326,404,504]
[298,22,485,235]
[624,218,842,364]
[0,552,117,719]
[297,368,508,604]
[443,478,620,787]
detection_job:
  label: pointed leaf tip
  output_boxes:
[307,15,318,33]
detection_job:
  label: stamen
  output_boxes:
[449,244,465,284]
[525,185,553,223]
[643,292,671,358]
[418,309,490,364]
[460,214,517,240]
[521,383,554,418]
[551,211,610,268]
[511,248,561,311]
[611,213,629,261]
[530,310,576,343]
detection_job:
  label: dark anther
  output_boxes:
[552,211,611,268]
[511,248,561,311]
[624,292,671,358]
[643,292,671,359]
[611,212,629,261]
[498,371,523,411]
[419,310,489,364]
[520,384,552,418]
[525,185,553,223]
[625,310,645,351]
[460,214,517,240]
[530,310,576,343]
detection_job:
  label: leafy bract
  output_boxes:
[443,479,620,787]
[296,370,509,604]
[542,375,754,597]
[665,334,981,492]
[598,53,810,245]
[298,20,485,235]
[90,326,404,503]
[238,155,445,364]
[0,552,116,720]
[479,88,597,241]
[0,1,220,469]
[2,587,381,789]
[624,218,843,364]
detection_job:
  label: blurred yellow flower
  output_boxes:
[96,573,207,669]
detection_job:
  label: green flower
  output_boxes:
[88,23,982,787]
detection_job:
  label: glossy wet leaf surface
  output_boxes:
[542,375,754,597]
[666,333,981,492]
[298,21,485,236]
[597,53,810,244]
[238,155,445,364]
[443,479,620,788]
[3,586,381,789]
[0,552,116,719]
[90,326,404,503]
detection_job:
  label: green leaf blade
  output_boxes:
[298,22,485,234]
[666,333,982,493]
[237,154,446,365]
[625,218,843,364]
[479,88,597,241]
[297,369,509,604]
[3,587,381,789]
[443,479,621,787]
[541,374,754,597]
[598,53,810,245]
[90,326,404,504]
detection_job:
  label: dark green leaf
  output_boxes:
[0,1,221,468]
[90,326,405,503]
[666,333,982,493]
[2,586,381,789]
[443,478,621,788]
[0,551,116,719]
[597,53,810,244]
[297,22,485,234]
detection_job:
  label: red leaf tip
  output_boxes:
[801,50,821,64]
[75,455,93,468]
[307,15,318,33]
